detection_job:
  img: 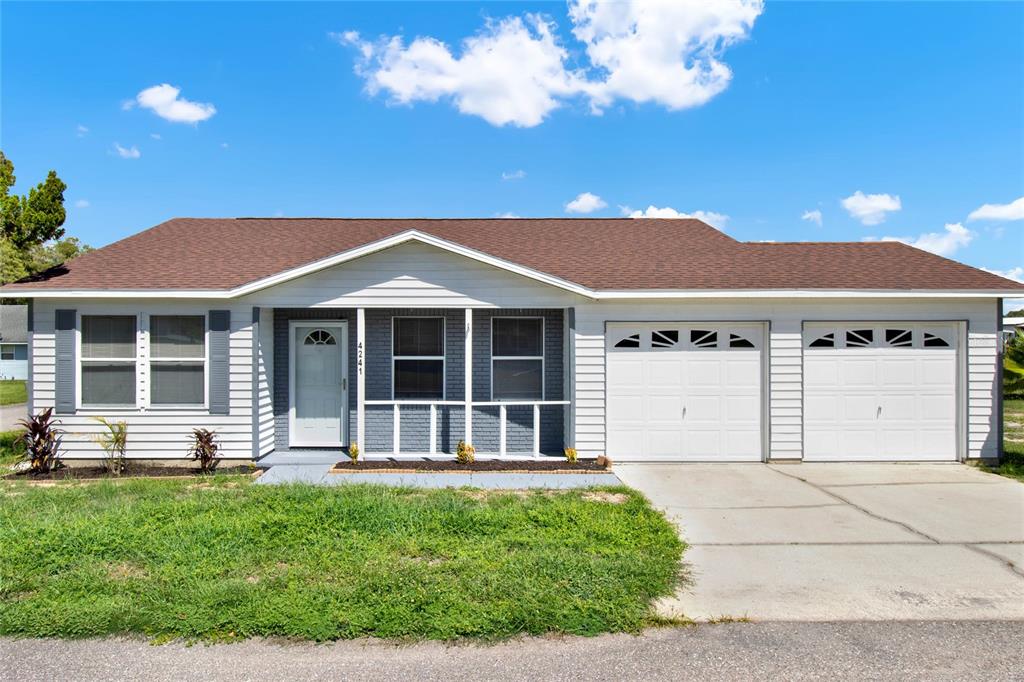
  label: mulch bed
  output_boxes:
[4,465,258,481]
[330,459,611,474]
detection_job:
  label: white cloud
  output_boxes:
[501,169,526,181]
[74,199,90,209]
[982,266,1024,283]
[131,84,216,124]
[627,205,729,228]
[337,0,763,128]
[76,124,89,137]
[801,209,822,227]
[150,133,162,140]
[221,142,229,149]
[869,222,974,257]
[967,196,1024,222]
[113,143,141,159]
[494,212,521,218]
[565,191,607,214]
[841,191,902,226]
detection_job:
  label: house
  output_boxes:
[0,304,29,381]
[1002,315,1024,343]
[1,217,1021,463]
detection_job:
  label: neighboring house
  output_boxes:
[0,304,28,381]
[1,217,1021,463]
[1002,316,1024,343]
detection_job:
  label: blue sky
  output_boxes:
[2,1,1022,296]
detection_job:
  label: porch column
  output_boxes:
[356,308,366,458]
[464,308,473,446]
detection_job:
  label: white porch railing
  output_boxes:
[363,400,570,456]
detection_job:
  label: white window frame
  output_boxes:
[148,314,209,409]
[490,316,545,401]
[77,313,141,410]
[391,316,446,401]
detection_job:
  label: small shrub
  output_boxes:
[456,439,475,464]
[17,407,63,474]
[347,442,359,465]
[564,447,578,463]
[89,417,128,476]
[187,428,220,473]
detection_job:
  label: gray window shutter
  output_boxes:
[54,309,77,415]
[208,310,230,415]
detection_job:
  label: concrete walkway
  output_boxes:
[4,622,1022,681]
[257,463,621,488]
[615,463,1024,622]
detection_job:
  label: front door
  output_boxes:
[291,323,347,446]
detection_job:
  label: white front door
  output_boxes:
[803,323,958,461]
[606,323,764,462]
[291,323,347,447]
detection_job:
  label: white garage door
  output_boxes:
[606,323,763,461]
[803,323,958,462]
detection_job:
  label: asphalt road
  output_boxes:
[3,622,1022,681]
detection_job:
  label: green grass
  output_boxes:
[0,430,25,467]
[990,398,1024,481]
[0,380,27,406]
[0,479,685,641]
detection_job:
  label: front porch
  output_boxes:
[262,307,571,460]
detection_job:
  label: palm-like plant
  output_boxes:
[17,408,63,474]
[89,417,128,476]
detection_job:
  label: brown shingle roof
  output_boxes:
[2,217,1021,293]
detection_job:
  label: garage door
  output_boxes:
[606,323,763,461]
[803,323,958,461]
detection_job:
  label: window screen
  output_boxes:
[393,318,444,399]
[492,318,543,400]
[151,315,206,405]
[81,315,137,406]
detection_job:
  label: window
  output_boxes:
[0,344,15,361]
[885,329,913,348]
[150,315,206,406]
[923,332,950,348]
[393,317,444,399]
[729,333,755,349]
[808,332,835,348]
[492,317,543,400]
[651,330,679,348]
[304,329,336,345]
[81,315,137,406]
[690,329,718,348]
[614,333,640,349]
[845,329,874,347]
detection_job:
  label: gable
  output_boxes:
[241,241,585,308]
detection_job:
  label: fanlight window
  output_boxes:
[729,333,755,349]
[809,332,835,348]
[845,329,874,347]
[923,332,950,348]
[304,329,336,345]
[884,329,913,348]
[690,330,718,348]
[614,334,641,349]
[651,330,679,348]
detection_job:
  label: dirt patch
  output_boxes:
[105,561,147,580]
[330,459,610,474]
[582,491,629,504]
[6,465,258,481]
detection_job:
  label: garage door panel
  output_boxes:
[607,323,762,461]
[841,360,877,387]
[803,322,957,462]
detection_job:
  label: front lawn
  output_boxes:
[992,398,1024,481]
[0,478,684,641]
[0,379,27,406]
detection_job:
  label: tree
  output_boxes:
[1007,309,1024,318]
[0,152,88,286]
[1,151,67,249]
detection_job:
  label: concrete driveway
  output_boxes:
[615,463,1024,622]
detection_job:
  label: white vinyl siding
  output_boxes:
[240,241,581,309]
[31,300,255,460]
[256,307,275,456]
